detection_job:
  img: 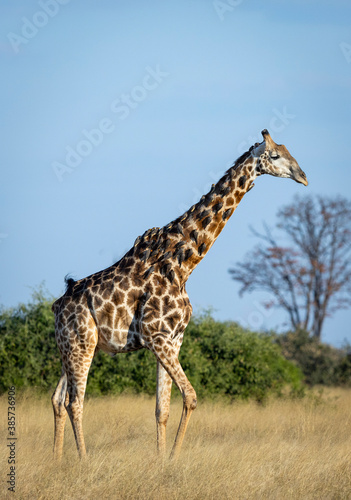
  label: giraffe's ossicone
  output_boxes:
[52,130,308,460]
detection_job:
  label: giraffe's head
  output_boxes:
[252,129,308,186]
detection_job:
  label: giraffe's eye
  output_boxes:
[270,152,280,160]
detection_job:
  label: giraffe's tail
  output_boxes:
[51,275,76,313]
[64,275,76,294]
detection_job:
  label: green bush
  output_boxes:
[276,330,351,386]
[0,288,60,393]
[0,290,303,400]
[87,349,157,396]
[180,313,303,401]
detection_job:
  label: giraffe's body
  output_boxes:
[52,130,308,460]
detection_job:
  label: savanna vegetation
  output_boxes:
[1,389,351,499]
[1,289,350,401]
[2,289,351,498]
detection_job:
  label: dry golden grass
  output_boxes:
[1,389,351,499]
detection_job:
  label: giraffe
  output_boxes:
[51,129,308,460]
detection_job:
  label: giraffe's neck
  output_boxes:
[173,152,257,283]
[128,150,258,289]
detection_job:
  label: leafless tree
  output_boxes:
[229,195,351,340]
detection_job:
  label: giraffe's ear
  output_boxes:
[261,129,275,149]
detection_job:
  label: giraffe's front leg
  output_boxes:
[155,360,173,457]
[152,350,197,461]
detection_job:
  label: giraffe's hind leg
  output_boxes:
[155,361,173,456]
[64,343,97,459]
[52,370,68,460]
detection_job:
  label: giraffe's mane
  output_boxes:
[132,148,253,247]
[232,148,253,169]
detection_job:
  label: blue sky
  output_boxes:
[1,0,351,346]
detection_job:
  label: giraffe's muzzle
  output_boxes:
[291,165,308,186]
